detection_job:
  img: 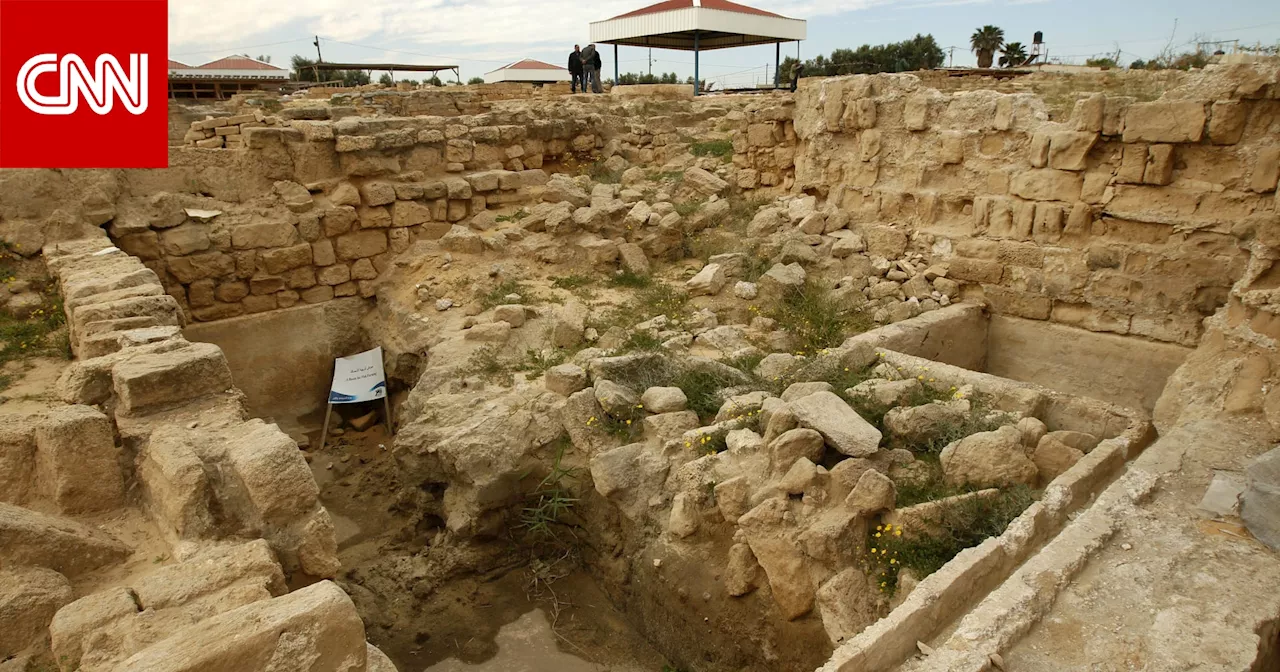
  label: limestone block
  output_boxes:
[816,568,876,645]
[1047,131,1097,171]
[1028,133,1050,168]
[166,252,234,284]
[684,167,728,196]
[273,181,313,213]
[1031,435,1084,484]
[1143,144,1175,186]
[48,587,137,670]
[1117,144,1147,184]
[334,230,388,260]
[903,94,929,131]
[231,221,296,249]
[1208,100,1248,144]
[0,566,73,657]
[1253,147,1280,193]
[359,181,395,206]
[112,581,366,672]
[321,207,358,237]
[1009,169,1083,202]
[390,200,432,228]
[112,342,233,414]
[158,224,211,257]
[0,503,129,577]
[1122,101,1206,143]
[724,543,760,596]
[738,498,814,619]
[259,243,312,275]
[34,405,123,513]
[1243,446,1280,550]
[1072,93,1104,133]
[686,263,727,296]
[939,425,1037,488]
[224,421,320,524]
[357,205,392,229]
[790,391,881,457]
[0,421,35,505]
[544,364,588,396]
[137,427,211,539]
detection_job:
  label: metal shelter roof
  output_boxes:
[589,0,805,50]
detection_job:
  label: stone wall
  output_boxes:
[75,96,735,324]
[734,63,1280,350]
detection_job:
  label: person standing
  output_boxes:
[790,61,805,93]
[568,45,584,93]
[581,43,603,93]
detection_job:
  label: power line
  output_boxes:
[170,39,311,57]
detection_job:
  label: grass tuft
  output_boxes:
[690,139,734,161]
[867,485,1036,595]
[767,280,871,355]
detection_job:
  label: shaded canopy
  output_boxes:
[589,0,805,51]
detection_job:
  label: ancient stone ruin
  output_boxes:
[2,63,1280,672]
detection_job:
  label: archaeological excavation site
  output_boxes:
[4,62,1280,672]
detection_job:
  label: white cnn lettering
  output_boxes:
[16,53,148,116]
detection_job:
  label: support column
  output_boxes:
[614,44,619,86]
[775,42,781,88]
[693,32,700,96]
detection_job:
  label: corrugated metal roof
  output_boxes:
[611,0,781,20]
[168,59,190,69]
[504,59,567,71]
[195,56,284,71]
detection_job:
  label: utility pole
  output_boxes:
[312,36,323,81]
[648,48,652,76]
[948,46,954,67]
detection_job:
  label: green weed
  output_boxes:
[608,270,653,289]
[495,209,529,223]
[867,485,1036,595]
[690,139,734,161]
[520,440,580,540]
[767,280,871,355]
[551,274,593,290]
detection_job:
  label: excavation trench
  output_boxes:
[190,301,1166,672]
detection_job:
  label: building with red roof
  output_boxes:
[484,58,572,85]
[589,0,805,93]
[167,56,289,100]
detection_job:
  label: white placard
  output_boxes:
[328,347,387,403]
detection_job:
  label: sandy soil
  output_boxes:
[305,421,672,672]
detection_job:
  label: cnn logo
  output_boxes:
[16,53,148,115]
[0,0,167,168]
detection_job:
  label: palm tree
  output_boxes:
[970,25,1005,68]
[999,42,1028,68]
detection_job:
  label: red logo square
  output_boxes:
[0,0,168,168]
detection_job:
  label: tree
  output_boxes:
[970,25,1005,68]
[776,34,945,83]
[290,55,318,82]
[468,76,485,85]
[999,42,1028,68]
[1085,56,1118,68]
[378,73,394,86]
[427,75,443,87]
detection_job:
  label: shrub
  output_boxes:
[768,280,871,355]
[551,275,593,290]
[867,485,1035,594]
[608,270,652,289]
[479,279,537,309]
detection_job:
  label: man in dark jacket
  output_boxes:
[568,45,583,93]
[581,44,603,93]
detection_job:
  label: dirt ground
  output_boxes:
[305,420,672,672]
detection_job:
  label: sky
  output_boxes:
[168,0,1280,88]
